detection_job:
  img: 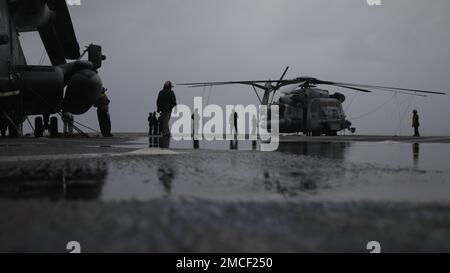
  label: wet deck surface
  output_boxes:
[1,134,450,252]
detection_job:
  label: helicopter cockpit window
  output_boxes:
[319,100,342,118]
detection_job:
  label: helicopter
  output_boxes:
[0,0,105,138]
[179,67,446,136]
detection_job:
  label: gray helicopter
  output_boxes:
[0,0,105,138]
[179,67,446,136]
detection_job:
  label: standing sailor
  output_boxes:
[148,112,154,136]
[412,109,420,137]
[62,112,74,134]
[156,81,177,137]
[94,88,113,137]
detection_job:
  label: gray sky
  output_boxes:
[20,0,450,135]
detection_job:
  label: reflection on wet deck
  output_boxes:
[0,161,107,200]
[149,135,260,151]
[0,139,449,203]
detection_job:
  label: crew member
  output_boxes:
[412,109,420,137]
[62,112,74,134]
[191,109,200,140]
[234,111,238,136]
[0,115,7,138]
[148,112,158,135]
[156,81,177,137]
[229,109,239,137]
[95,88,113,137]
[148,112,154,135]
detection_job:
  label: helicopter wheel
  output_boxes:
[49,116,59,137]
[35,117,44,138]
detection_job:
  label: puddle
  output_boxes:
[0,141,449,203]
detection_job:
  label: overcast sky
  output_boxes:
[20,0,450,135]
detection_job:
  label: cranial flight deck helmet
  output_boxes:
[164,81,173,90]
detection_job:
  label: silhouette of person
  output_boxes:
[0,115,8,137]
[251,115,257,138]
[148,112,154,136]
[229,109,235,137]
[234,111,238,136]
[191,109,201,140]
[156,81,177,137]
[94,88,112,137]
[412,110,420,137]
[147,112,158,135]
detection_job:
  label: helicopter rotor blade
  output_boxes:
[330,82,446,95]
[276,67,290,87]
[178,76,444,97]
[319,81,427,97]
[178,80,285,87]
[331,84,372,93]
[182,82,271,91]
[269,66,291,104]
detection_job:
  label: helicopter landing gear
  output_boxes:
[49,116,58,137]
[34,115,59,138]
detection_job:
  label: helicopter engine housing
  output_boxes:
[62,69,103,115]
[331,92,346,103]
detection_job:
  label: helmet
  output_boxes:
[164,81,173,89]
[413,109,418,114]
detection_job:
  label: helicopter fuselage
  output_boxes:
[0,0,104,137]
[276,88,351,135]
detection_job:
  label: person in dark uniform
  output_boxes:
[156,81,177,137]
[0,115,7,138]
[148,112,158,135]
[148,112,154,136]
[234,111,238,136]
[94,88,113,137]
[152,112,160,136]
[62,112,74,134]
[412,109,420,137]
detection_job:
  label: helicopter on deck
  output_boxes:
[179,67,446,136]
[0,0,105,138]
